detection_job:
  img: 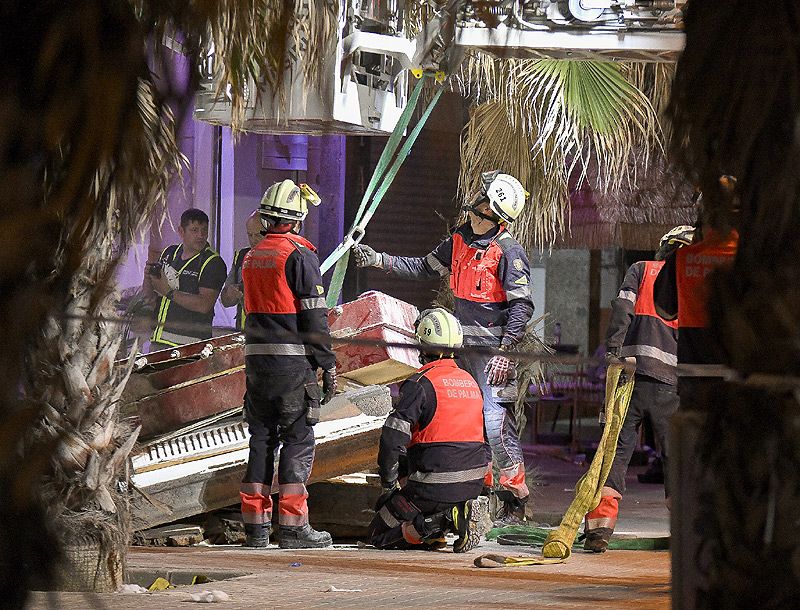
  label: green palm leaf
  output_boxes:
[458,54,665,250]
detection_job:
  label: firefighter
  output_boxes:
[370,308,490,551]
[583,226,694,553]
[239,180,337,549]
[220,210,263,330]
[354,171,534,525]
[654,180,740,403]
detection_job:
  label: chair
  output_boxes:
[531,365,581,448]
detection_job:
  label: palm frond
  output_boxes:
[457,53,666,250]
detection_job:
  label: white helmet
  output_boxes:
[655,225,695,260]
[259,180,321,225]
[415,308,463,350]
[481,171,528,223]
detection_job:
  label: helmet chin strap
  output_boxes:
[418,351,454,365]
[262,218,301,234]
[467,207,497,223]
[463,191,500,223]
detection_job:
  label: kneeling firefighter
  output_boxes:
[239,180,337,549]
[370,308,490,552]
[355,171,534,525]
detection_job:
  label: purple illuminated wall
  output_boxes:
[115,120,347,331]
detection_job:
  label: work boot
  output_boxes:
[243,524,270,548]
[637,457,664,484]
[452,496,490,553]
[421,536,447,551]
[584,528,613,553]
[278,524,332,549]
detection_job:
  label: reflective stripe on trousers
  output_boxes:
[499,463,530,500]
[156,329,205,346]
[240,482,272,525]
[585,490,620,532]
[278,482,309,527]
[461,351,528,500]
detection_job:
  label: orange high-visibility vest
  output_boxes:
[449,231,507,303]
[675,230,739,329]
[243,233,316,315]
[636,261,678,329]
[409,359,484,446]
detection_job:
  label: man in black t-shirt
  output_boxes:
[143,209,227,351]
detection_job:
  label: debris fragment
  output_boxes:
[148,577,172,591]
[326,585,363,592]
[118,584,148,594]
[190,589,230,603]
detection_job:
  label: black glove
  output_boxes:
[375,481,400,511]
[322,367,337,404]
[353,244,384,269]
[605,347,623,366]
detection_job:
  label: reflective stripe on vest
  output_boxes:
[152,245,217,344]
[243,233,316,315]
[234,247,250,330]
[449,231,507,303]
[409,359,484,446]
[675,231,738,329]
[245,343,310,356]
[634,261,678,329]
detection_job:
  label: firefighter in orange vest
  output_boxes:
[239,180,337,549]
[355,171,534,525]
[370,308,490,552]
[654,180,740,403]
[583,226,694,552]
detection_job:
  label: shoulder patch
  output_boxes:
[513,258,524,271]
[514,276,528,286]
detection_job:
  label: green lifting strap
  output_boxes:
[322,75,446,308]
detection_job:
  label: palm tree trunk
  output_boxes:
[25,225,141,591]
[667,2,800,607]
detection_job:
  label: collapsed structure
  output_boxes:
[125,292,418,531]
[126,0,688,537]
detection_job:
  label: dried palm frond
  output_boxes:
[135,0,341,130]
[457,53,667,250]
[513,315,552,435]
[459,100,569,249]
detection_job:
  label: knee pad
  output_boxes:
[384,492,422,523]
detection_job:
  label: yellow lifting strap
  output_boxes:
[542,360,635,559]
[474,359,636,568]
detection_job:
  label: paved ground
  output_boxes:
[26,443,671,609]
[524,446,670,537]
[28,543,669,609]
